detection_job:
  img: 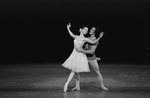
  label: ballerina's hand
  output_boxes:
[67,23,71,28]
[100,32,104,38]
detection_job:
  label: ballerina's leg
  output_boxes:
[72,73,80,91]
[64,71,75,92]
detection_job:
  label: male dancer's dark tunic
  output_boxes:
[83,42,99,60]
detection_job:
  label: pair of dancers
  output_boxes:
[62,23,108,92]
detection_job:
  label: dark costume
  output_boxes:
[82,41,99,60]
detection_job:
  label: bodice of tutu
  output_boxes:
[74,37,84,49]
[62,37,90,73]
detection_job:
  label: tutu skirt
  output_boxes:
[62,49,90,73]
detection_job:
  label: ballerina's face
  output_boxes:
[80,27,88,35]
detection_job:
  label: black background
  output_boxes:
[1,0,150,65]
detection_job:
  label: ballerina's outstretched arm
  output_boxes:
[67,23,78,38]
[83,31,104,44]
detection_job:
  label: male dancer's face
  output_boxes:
[89,27,96,38]
[89,27,96,35]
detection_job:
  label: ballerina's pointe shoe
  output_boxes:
[71,87,80,91]
[63,84,68,92]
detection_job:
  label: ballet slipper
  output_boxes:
[71,86,80,91]
[63,84,68,92]
[101,86,108,91]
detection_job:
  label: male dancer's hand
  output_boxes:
[96,57,101,61]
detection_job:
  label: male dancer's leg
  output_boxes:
[89,60,108,90]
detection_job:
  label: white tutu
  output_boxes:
[62,48,90,73]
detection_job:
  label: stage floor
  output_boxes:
[0,63,150,98]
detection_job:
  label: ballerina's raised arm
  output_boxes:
[67,23,78,38]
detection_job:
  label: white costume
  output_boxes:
[62,37,90,73]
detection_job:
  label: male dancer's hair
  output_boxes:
[93,27,100,38]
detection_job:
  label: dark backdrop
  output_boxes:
[1,0,150,65]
